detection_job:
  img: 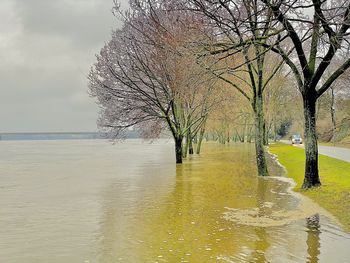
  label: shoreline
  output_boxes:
[269,143,350,232]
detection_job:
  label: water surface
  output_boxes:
[0,140,349,262]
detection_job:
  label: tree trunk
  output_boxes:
[330,87,336,144]
[196,126,205,154]
[302,96,321,188]
[253,95,269,176]
[219,132,225,144]
[247,126,253,143]
[175,136,183,164]
[273,120,277,142]
[188,135,194,155]
[262,121,268,145]
[183,136,188,158]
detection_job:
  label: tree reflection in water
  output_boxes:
[306,213,321,263]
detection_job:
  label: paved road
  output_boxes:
[280,140,350,163]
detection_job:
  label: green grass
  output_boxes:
[269,143,350,231]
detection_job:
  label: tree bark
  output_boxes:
[330,87,337,144]
[196,126,205,154]
[273,120,277,142]
[183,136,188,158]
[247,126,253,143]
[188,136,194,155]
[302,96,321,188]
[262,121,268,145]
[253,95,269,176]
[175,136,183,164]
[184,128,194,156]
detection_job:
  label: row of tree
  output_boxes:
[89,0,350,189]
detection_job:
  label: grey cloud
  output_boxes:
[13,0,118,49]
[0,0,128,132]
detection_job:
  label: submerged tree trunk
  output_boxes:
[247,126,253,143]
[253,95,269,176]
[188,136,194,155]
[302,96,321,188]
[184,128,194,156]
[183,137,188,158]
[196,126,205,154]
[175,136,183,164]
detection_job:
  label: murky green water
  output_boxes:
[0,140,350,262]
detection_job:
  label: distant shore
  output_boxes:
[0,132,139,141]
[0,132,104,141]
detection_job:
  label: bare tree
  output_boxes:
[259,0,350,188]
[188,0,286,176]
[89,0,214,163]
[191,0,350,186]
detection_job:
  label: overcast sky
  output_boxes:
[0,0,128,132]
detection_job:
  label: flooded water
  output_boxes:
[0,140,350,262]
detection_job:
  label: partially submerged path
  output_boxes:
[269,143,350,232]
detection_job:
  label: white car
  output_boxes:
[291,134,303,144]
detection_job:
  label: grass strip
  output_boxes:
[269,143,350,231]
